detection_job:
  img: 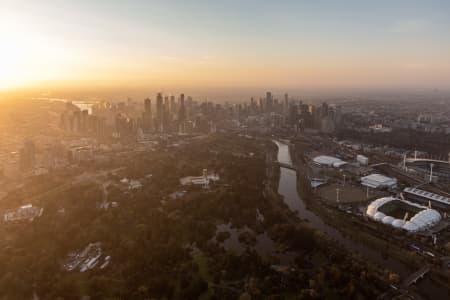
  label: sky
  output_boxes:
[1,0,450,97]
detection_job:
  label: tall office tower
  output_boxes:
[284,93,289,115]
[266,91,273,112]
[186,96,193,119]
[164,96,169,111]
[170,95,175,116]
[163,97,170,132]
[156,93,163,132]
[300,103,311,127]
[321,102,329,117]
[144,97,151,113]
[178,93,186,121]
[142,98,152,133]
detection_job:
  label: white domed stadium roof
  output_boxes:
[403,221,420,232]
[366,197,394,217]
[382,216,395,225]
[392,219,405,228]
[374,212,386,221]
[366,197,441,232]
[410,209,441,227]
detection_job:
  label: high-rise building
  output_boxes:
[170,95,175,116]
[144,98,151,112]
[178,93,186,122]
[284,93,289,115]
[142,98,152,132]
[266,92,273,112]
[289,103,299,127]
[321,102,329,117]
[156,93,163,132]
[163,96,170,132]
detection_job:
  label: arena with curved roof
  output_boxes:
[313,155,347,168]
[366,197,441,232]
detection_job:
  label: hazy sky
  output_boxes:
[1,0,450,95]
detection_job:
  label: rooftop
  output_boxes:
[313,155,346,167]
[361,174,397,188]
[403,187,450,206]
[367,197,441,232]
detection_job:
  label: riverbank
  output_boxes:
[287,139,449,299]
[268,141,391,296]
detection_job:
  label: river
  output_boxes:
[33,97,96,114]
[274,140,448,300]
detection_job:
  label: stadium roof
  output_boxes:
[313,155,346,167]
[366,197,441,232]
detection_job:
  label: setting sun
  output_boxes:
[0,14,67,89]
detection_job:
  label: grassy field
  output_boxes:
[318,183,387,204]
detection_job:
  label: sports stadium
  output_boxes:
[366,197,441,232]
[404,158,450,183]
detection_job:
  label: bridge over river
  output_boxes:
[402,266,430,287]
[275,161,298,171]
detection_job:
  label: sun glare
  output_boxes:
[0,15,61,90]
[0,41,26,89]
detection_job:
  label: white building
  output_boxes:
[180,169,219,188]
[361,174,397,189]
[366,197,441,232]
[356,154,369,166]
[313,155,347,168]
[4,204,43,222]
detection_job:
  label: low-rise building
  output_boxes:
[4,204,43,222]
[313,155,347,168]
[356,154,369,166]
[361,174,397,189]
[180,169,219,188]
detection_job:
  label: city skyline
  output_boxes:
[1,0,450,96]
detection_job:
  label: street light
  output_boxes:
[429,163,434,183]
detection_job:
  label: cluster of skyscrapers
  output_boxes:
[59,91,343,140]
[140,93,187,133]
[242,92,342,133]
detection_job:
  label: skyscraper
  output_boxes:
[156,93,163,132]
[265,92,273,113]
[142,98,152,132]
[284,93,289,116]
[178,93,186,122]
[144,98,151,113]
[178,93,186,133]
[170,95,175,116]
